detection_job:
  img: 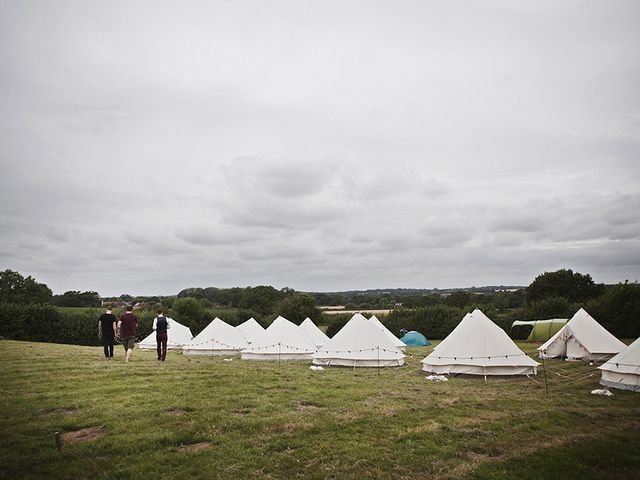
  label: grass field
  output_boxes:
[0,339,639,480]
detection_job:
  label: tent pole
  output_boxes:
[542,354,549,397]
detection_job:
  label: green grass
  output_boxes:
[0,340,638,480]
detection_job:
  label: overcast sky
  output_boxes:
[1,1,639,296]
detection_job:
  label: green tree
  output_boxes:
[160,297,175,309]
[178,287,205,299]
[444,290,472,308]
[0,269,52,304]
[238,286,284,315]
[529,296,574,319]
[171,297,205,330]
[53,290,100,307]
[586,281,640,338]
[526,269,604,304]
[276,293,322,324]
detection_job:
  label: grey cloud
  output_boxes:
[176,226,254,246]
[222,196,344,231]
[603,194,640,227]
[1,1,639,294]
[223,157,337,199]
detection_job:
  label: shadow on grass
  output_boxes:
[468,431,640,480]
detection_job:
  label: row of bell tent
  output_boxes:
[137,308,639,392]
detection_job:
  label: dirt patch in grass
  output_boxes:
[404,420,443,435]
[62,426,105,444]
[262,422,310,434]
[43,406,78,414]
[164,408,188,416]
[178,442,212,453]
[231,408,253,416]
[292,400,321,411]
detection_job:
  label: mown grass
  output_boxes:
[0,340,638,480]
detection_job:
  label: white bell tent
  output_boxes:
[241,316,316,361]
[537,308,625,361]
[598,337,640,392]
[369,315,406,352]
[299,317,330,349]
[182,317,249,356]
[139,318,193,350]
[236,317,265,344]
[421,309,538,376]
[313,313,405,367]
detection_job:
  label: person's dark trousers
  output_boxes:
[102,335,114,358]
[157,333,168,361]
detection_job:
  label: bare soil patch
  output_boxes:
[164,408,188,416]
[178,442,212,453]
[292,400,321,411]
[43,406,78,414]
[62,426,105,444]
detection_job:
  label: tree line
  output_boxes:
[1,268,638,344]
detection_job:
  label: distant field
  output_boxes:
[1,340,639,479]
[322,309,392,316]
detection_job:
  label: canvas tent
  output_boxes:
[236,317,265,344]
[369,315,406,352]
[241,316,316,361]
[299,317,330,349]
[598,338,640,392]
[511,319,568,342]
[313,313,405,367]
[139,318,193,350]
[400,330,431,347]
[422,309,538,376]
[182,317,249,356]
[537,308,625,361]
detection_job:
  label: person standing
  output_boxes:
[98,307,117,359]
[153,309,170,361]
[117,305,138,363]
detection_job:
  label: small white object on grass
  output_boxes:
[309,365,324,371]
[223,358,233,362]
[426,375,448,382]
[590,388,613,396]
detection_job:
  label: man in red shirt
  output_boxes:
[117,305,138,363]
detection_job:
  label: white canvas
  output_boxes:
[422,309,538,376]
[313,313,405,367]
[538,308,626,361]
[139,317,193,350]
[299,317,330,349]
[368,315,407,352]
[236,317,265,344]
[241,316,316,361]
[598,337,640,392]
[182,317,249,356]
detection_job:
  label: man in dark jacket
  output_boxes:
[152,309,170,361]
[98,307,117,358]
[117,305,138,363]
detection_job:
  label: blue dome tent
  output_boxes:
[400,330,431,347]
